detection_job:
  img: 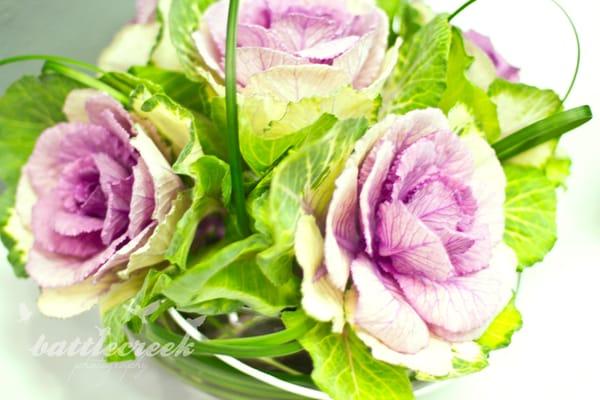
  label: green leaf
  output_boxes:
[381,15,451,115]
[291,319,415,400]
[504,165,557,270]
[256,118,369,285]
[489,79,562,167]
[130,65,215,115]
[0,74,82,277]
[376,0,433,45]
[477,295,522,352]
[176,298,244,315]
[103,69,228,160]
[240,112,339,175]
[166,155,229,268]
[439,28,500,142]
[130,84,199,159]
[150,0,184,71]
[239,84,377,175]
[101,268,176,362]
[545,157,571,188]
[169,0,216,81]
[163,235,299,316]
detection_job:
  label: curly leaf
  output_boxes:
[256,118,369,285]
[381,15,451,115]
[163,235,299,316]
[166,156,229,268]
[169,0,216,81]
[477,295,523,352]
[439,28,500,142]
[292,319,415,400]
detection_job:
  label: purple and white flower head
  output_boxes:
[296,109,517,377]
[464,30,520,82]
[194,0,390,89]
[17,89,182,317]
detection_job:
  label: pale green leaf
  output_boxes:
[163,235,299,316]
[169,0,217,82]
[545,157,571,187]
[166,155,229,268]
[439,28,500,142]
[101,268,176,362]
[381,15,451,115]
[292,320,415,400]
[477,295,522,352]
[240,68,378,174]
[256,118,369,285]
[504,165,557,270]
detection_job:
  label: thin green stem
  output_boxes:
[551,0,581,102]
[0,54,102,73]
[225,0,250,236]
[493,105,592,161]
[449,0,478,22]
[258,358,304,376]
[43,62,129,105]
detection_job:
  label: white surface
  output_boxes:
[1,0,600,399]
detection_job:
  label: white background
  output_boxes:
[1,0,599,399]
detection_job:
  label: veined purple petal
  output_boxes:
[92,153,130,195]
[325,166,360,289]
[128,158,155,238]
[32,193,104,258]
[26,123,90,197]
[238,24,279,49]
[390,139,438,203]
[55,156,104,217]
[376,200,455,280]
[405,180,463,233]
[94,223,157,278]
[101,177,132,245]
[464,30,520,82]
[352,255,429,354]
[296,35,360,63]
[397,244,516,339]
[54,211,104,237]
[197,0,389,89]
[85,94,134,143]
[444,225,492,275]
[58,122,134,169]
[359,139,395,256]
[335,9,388,89]
[271,13,339,53]
[332,32,375,85]
[26,234,128,288]
[236,47,308,86]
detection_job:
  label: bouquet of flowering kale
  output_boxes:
[0,0,593,399]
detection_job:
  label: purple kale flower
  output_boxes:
[193,0,389,88]
[296,109,517,377]
[464,30,520,82]
[18,90,182,314]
